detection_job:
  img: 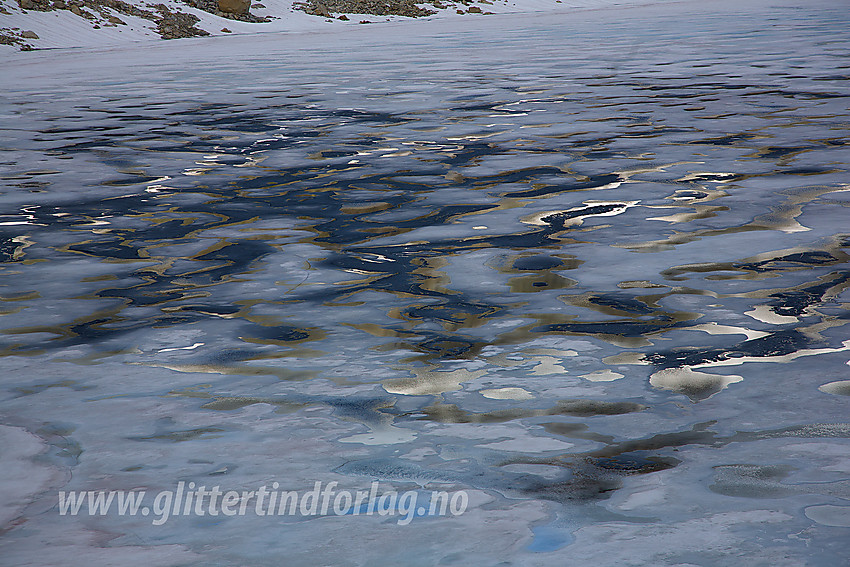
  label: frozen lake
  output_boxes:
[2,0,850,564]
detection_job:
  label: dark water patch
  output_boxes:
[678,173,740,184]
[512,255,564,271]
[313,149,360,159]
[539,203,629,229]
[502,173,621,199]
[766,271,850,317]
[205,349,257,364]
[131,427,226,443]
[586,294,655,315]
[515,454,678,504]
[671,190,710,199]
[13,380,93,397]
[412,400,647,425]
[590,454,680,475]
[412,335,480,359]
[541,422,615,444]
[583,422,850,464]
[686,133,762,146]
[644,329,809,369]
[663,246,849,280]
[587,421,721,457]
[67,239,145,260]
[733,251,840,273]
[201,396,307,412]
[750,145,812,160]
[330,108,413,124]
[519,472,621,503]
[402,300,503,325]
[324,397,398,425]
[239,324,314,343]
[0,237,27,262]
[553,400,648,417]
[166,304,241,316]
[102,174,166,187]
[539,320,689,338]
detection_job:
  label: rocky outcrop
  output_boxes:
[0,29,37,50]
[13,0,211,38]
[294,0,436,18]
[150,4,209,38]
[10,0,264,47]
[3,0,489,51]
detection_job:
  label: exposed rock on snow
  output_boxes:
[4,0,218,43]
[294,0,436,18]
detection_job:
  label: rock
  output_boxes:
[337,13,347,20]
[69,4,81,14]
[107,15,125,24]
[18,0,36,9]
[456,8,463,13]
[221,27,231,32]
[218,0,250,15]
[467,5,480,12]
[295,0,435,18]
[154,8,210,39]
[20,30,39,39]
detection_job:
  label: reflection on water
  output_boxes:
[1,0,849,564]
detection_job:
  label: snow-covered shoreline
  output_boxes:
[1,0,689,52]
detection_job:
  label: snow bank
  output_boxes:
[1,0,691,51]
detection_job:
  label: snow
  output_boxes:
[0,0,692,51]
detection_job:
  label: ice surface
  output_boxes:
[1,0,849,564]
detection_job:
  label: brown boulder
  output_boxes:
[20,30,39,39]
[218,0,249,14]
